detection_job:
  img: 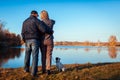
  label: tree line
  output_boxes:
[54,35,120,47]
[0,21,21,47]
[0,20,119,47]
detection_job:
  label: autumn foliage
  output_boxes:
[0,21,21,47]
[108,35,117,47]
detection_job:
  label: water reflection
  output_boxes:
[0,47,24,67]
[84,47,90,52]
[108,47,117,58]
[0,46,120,68]
[55,46,119,59]
[97,47,101,53]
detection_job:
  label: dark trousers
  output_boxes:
[40,40,54,72]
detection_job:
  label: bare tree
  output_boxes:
[0,20,22,47]
[0,21,5,41]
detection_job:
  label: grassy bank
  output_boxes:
[0,62,120,80]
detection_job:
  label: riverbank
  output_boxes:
[0,62,120,80]
[54,41,120,46]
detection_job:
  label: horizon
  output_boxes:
[0,0,120,42]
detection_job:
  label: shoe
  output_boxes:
[42,70,46,74]
[47,70,51,75]
[24,70,29,73]
[31,73,36,77]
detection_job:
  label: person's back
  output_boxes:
[22,14,46,42]
[40,10,55,44]
[40,10,55,75]
[21,10,53,76]
[42,19,55,41]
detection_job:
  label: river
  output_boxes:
[0,46,120,68]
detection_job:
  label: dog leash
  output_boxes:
[52,56,56,63]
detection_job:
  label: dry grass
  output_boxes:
[0,62,120,80]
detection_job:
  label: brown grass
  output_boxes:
[0,62,120,80]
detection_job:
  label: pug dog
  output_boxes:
[55,57,65,72]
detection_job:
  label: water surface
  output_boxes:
[0,46,120,68]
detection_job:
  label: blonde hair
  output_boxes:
[40,10,49,20]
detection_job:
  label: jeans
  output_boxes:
[24,39,40,76]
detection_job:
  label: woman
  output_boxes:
[40,10,55,75]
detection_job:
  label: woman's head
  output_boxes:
[40,10,49,20]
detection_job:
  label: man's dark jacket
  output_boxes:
[21,15,53,42]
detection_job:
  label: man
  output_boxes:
[21,10,53,76]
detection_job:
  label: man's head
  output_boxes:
[31,10,39,17]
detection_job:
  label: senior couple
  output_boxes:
[21,10,55,76]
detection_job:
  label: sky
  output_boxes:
[0,0,120,42]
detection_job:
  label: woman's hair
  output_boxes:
[40,10,49,20]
